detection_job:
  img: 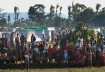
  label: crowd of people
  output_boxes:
[0,28,105,70]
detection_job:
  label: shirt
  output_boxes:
[34,48,39,53]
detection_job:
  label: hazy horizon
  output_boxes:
[0,0,105,15]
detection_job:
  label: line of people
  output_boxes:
[1,29,105,70]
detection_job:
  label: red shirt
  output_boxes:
[5,37,8,42]
[60,48,64,55]
[52,47,57,53]
[63,44,69,50]
[48,48,52,55]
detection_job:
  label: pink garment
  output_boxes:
[99,50,105,57]
[74,50,81,65]
[5,37,8,42]
[75,50,81,58]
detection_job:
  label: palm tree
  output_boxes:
[59,6,62,16]
[79,4,86,12]
[96,3,101,14]
[14,6,19,22]
[56,4,59,15]
[50,4,55,26]
[68,6,71,18]
[8,14,10,24]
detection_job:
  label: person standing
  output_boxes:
[20,33,25,45]
[4,35,8,47]
[31,34,36,47]
[41,34,46,44]
[10,33,14,47]
[24,48,31,70]
[1,35,5,46]
[15,34,20,48]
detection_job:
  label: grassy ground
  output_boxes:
[0,63,105,72]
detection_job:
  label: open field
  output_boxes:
[0,63,105,72]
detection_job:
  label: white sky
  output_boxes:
[0,0,105,15]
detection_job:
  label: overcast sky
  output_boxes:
[0,0,105,15]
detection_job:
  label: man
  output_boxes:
[15,34,20,48]
[31,34,36,47]
[1,35,5,46]
[10,33,14,47]
[41,34,46,44]
[39,41,44,57]
[20,33,25,45]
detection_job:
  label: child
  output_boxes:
[81,48,87,66]
[99,47,105,66]
[48,45,52,62]
[11,53,16,64]
[74,48,81,66]
[41,54,47,63]
[24,49,31,70]
[87,48,92,66]
[6,54,11,64]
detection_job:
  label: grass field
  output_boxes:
[0,63,105,72]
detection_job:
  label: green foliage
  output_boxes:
[79,21,84,27]
[12,21,26,28]
[0,18,7,26]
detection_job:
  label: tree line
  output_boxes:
[0,2,105,27]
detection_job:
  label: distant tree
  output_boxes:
[96,3,101,15]
[28,4,45,26]
[0,8,7,26]
[56,4,59,15]
[8,14,10,24]
[14,6,19,22]
[0,18,7,26]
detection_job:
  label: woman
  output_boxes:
[87,48,92,66]
[81,48,87,66]
[44,42,49,58]
[99,47,105,66]
[4,35,8,47]
[52,44,57,63]
[74,48,81,66]
[48,45,52,62]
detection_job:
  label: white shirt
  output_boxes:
[34,48,39,53]
[76,43,82,50]
[56,45,60,50]
[41,36,46,41]
[44,46,49,53]
[77,37,83,45]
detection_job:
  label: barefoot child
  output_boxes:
[24,48,31,70]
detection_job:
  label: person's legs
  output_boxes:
[25,57,30,70]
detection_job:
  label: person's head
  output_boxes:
[42,34,44,37]
[65,40,68,44]
[45,42,48,46]
[54,44,56,47]
[32,34,33,36]
[17,33,18,36]
[40,41,43,44]
[49,45,51,49]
